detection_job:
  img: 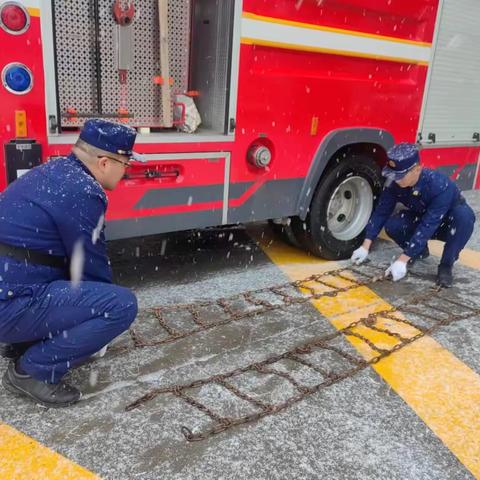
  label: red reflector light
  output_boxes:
[0,3,29,34]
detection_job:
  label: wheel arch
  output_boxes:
[296,128,394,220]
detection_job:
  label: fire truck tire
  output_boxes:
[269,220,302,248]
[292,155,382,260]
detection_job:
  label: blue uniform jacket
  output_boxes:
[365,168,463,258]
[0,154,112,299]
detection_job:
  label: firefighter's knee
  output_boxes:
[106,286,138,330]
[120,289,138,328]
[384,215,403,238]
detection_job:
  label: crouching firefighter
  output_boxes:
[351,143,476,287]
[0,119,145,407]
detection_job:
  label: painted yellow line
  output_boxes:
[242,11,432,47]
[429,240,480,270]
[240,37,429,66]
[252,229,480,479]
[379,231,480,271]
[0,423,99,480]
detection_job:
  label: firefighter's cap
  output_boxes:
[79,119,145,162]
[382,142,420,181]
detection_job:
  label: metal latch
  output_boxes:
[123,169,180,180]
[49,115,58,134]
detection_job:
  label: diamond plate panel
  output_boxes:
[54,0,191,128]
[53,1,99,119]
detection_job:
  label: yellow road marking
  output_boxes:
[428,240,480,270]
[0,423,99,480]
[252,230,480,479]
[379,231,480,271]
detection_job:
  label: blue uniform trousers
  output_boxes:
[0,281,137,383]
[384,203,475,266]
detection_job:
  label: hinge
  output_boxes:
[49,115,59,134]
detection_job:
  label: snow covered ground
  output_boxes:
[0,191,479,480]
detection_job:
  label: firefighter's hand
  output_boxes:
[351,246,369,265]
[385,260,407,282]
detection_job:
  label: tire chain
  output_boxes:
[111,266,384,355]
[123,267,480,441]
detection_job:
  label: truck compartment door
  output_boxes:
[105,152,230,240]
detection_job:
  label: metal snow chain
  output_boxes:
[125,286,480,441]
[110,266,387,356]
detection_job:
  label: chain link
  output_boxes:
[123,268,480,441]
[111,267,381,355]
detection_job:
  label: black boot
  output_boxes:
[0,341,36,360]
[0,343,16,359]
[409,247,430,265]
[418,247,430,261]
[2,362,81,408]
[436,264,453,288]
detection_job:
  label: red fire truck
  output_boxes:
[0,0,479,259]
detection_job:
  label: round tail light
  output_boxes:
[0,2,30,34]
[2,63,33,94]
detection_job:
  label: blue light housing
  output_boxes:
[2,63,33,94]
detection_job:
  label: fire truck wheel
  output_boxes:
[268,220,302,248]
[292,155,382,260]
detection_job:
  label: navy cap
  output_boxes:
[382,142,420,180]
[79,119,145,162]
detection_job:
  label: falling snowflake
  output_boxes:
[89,370,99,387]
[70,240,85,287]
[92,214,105,245]
[160,239,167,256]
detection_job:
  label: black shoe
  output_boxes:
[409,247,430,265]
[2,362,81,408]
[0,343,16,359]
[418,247,430,260]
[436,264,453,288]
[0,341,36,360]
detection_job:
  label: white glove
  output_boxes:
[385,260,407,282]
[351,246,369,265]
[92,344,108,359]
